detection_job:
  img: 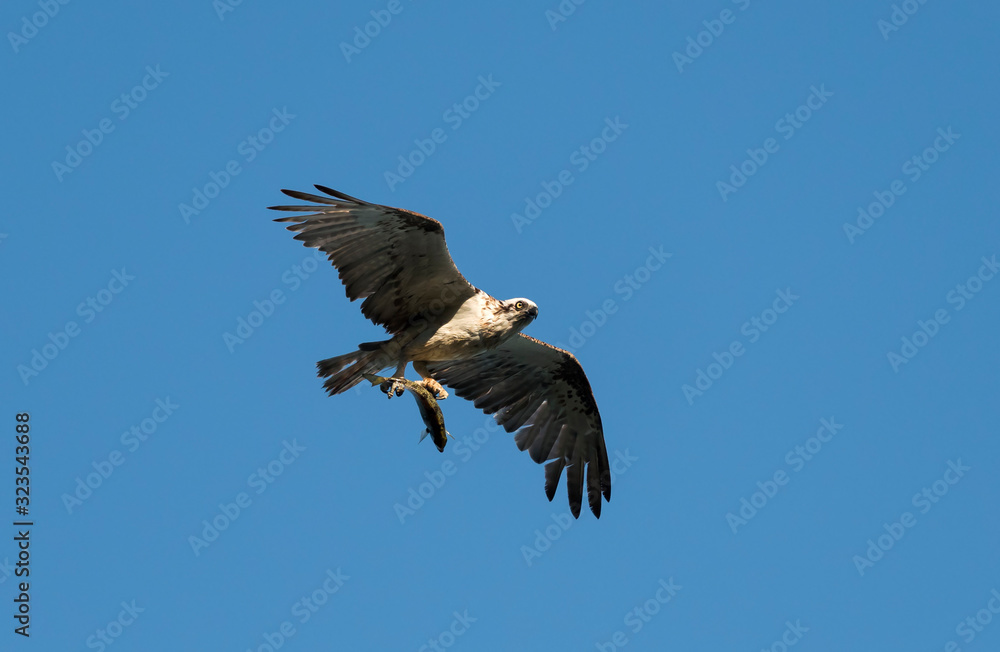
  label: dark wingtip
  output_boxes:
[315,184,368,204]
[587,461,604,518]
[544,459,564,502]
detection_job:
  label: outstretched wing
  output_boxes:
[426,334,611,518]
[269,185,477,334]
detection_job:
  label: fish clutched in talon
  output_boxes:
[363,374,450,452]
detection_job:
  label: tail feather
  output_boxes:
[317,348,393,395]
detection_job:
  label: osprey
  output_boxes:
[270,185,611,518]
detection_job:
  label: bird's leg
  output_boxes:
[413,361,448,400]
[380,361,408,399]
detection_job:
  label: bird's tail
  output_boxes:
[317,341,395,395]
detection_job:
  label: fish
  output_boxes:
[363,374,450,452]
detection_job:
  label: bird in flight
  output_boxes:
[270,185,611,518]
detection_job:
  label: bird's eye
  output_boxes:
[515,301,524,310]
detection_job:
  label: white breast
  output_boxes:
[404,292,498,361]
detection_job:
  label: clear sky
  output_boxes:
[3,1,999,650]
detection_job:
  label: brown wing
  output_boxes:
[426,334,611,518]
[269,186,477,334]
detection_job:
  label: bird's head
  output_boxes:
[504,298,539,331]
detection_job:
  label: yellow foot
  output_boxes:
[421,377,448,400]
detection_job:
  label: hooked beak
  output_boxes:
[528,305,539,318]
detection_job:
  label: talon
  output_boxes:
[379,378,405,399]
[378,378,406,399]
[378,380,393,397]
[421,378,448,400]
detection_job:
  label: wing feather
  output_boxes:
[270,186,477,333]
[544,458,565,502]
[427,334,610,518]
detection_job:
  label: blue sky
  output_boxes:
[3,1,999,650]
